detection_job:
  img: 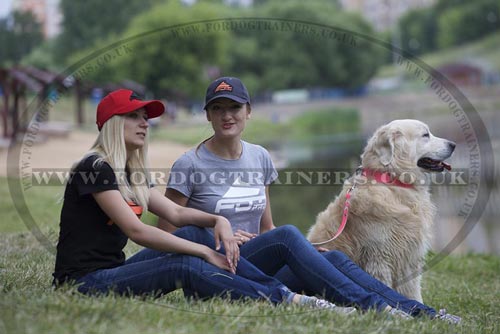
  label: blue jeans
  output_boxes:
[174,225,437,316]
[75,228,292,304]
[241,225,437,317]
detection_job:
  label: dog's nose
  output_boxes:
[448,141,456,151]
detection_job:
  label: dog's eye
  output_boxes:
[422,133,430,138]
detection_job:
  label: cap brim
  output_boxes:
[204,94,248,110]
[142,100,165,119]
[118,100,165,119]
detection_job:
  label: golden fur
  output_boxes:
[307,119,455,302]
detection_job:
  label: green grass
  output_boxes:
[377,30,500,78]
[1,176,499,333]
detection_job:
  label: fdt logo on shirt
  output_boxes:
[215,178,266,213]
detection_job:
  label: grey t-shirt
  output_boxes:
[167,140,278,234]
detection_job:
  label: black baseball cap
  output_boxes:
[204,77,250,110]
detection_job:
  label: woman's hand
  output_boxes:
[213,217,239,273]
[234,230,257,246]
[203,247,234,273]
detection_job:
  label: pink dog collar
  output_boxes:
[362,169,415,189]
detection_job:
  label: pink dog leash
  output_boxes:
[311,168,415,246]
[311,182,356,246]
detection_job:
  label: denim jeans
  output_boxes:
[240,225,437,317]
[174,225,437,316]
[75,228,292,304]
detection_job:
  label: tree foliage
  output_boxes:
[108,1,232,99]
[398,0,500,56]
[399,8,437,56]
[18,0,386,101]
[55,0,162,63]
[61,0,380,100]
[226,0,382,92]
[437,0,500,48]
[0,10,43,66]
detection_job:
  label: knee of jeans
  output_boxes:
[275,225,302,240]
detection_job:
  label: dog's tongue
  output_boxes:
[441,161,452,171]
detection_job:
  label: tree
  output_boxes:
[89,1,233,99]
[226,0,382,92]
[21,39,59,70]
[434,0,470,14]
[0,10,43,66]
[437,0,500,48]
[252,0,340,8]
[63,0,382,101]
[55,0,162,63]
[399,8,437,56]
[398,0,500,53]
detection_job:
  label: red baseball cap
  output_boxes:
[96,89,165,130]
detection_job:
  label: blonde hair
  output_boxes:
[81,115,150,210]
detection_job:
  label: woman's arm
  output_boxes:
[148,188,239,269]
[93,189,238,273]
[157,188,189,232]
[260,186,276,233]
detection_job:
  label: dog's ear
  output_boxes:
[377,130,393,166]
[376,129,402,166]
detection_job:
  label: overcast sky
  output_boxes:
[0,0,12,18]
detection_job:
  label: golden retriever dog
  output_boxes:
[307,119,455,302]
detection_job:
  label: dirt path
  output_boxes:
[0,130,190,179]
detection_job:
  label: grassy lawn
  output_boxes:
[1,176,499,333]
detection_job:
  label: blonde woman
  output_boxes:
[52,89,356,312]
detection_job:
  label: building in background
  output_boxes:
[12,0,61,38]
[340,0,435,31]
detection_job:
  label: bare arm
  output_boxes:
[148,188,239,269]
[157,188,189,232]
[260,186,276,233]
[93,189,238,273]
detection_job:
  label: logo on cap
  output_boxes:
[215,81,233,93]
[129,92,142,101]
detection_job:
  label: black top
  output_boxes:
[52,155,129,285]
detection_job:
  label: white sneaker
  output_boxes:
[386,307,413,320]
[434,309,461,324]
[308,297,358,315]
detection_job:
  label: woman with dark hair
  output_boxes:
[160,77,461,324]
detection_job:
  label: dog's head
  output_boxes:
[361,119,455,176]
